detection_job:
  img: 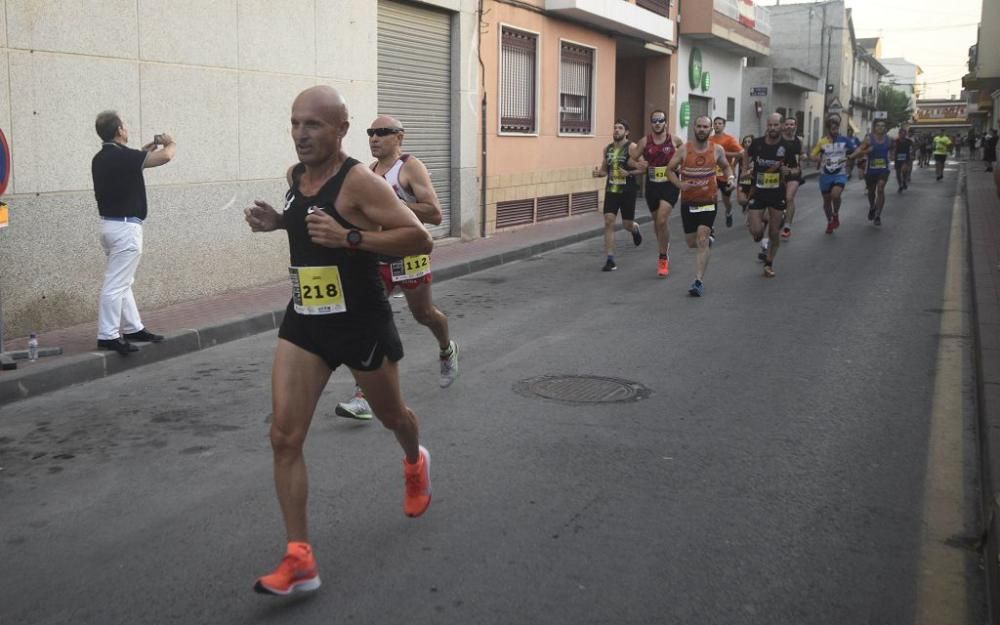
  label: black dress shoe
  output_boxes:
[97,338,140,355]
[123,329,164,343]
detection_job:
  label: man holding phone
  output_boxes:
[91,111,176,354]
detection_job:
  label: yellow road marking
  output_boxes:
[915,172,971,624]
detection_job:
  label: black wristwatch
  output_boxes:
[346,229,363,248]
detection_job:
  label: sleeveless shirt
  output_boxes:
[604,143,637,193]
[284,159,390,320]
[680,143,719,205]
[866,134,892,174]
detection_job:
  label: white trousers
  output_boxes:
[97,221,144,340]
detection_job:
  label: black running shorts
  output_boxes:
[865,172,890,187]
[680,202,718,234]
[644,181,680,212]
[603,188,638,221]
[747,192,786,211]
[934,154,947,164]
[277,301,404,372]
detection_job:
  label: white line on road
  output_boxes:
[916,168,972,624]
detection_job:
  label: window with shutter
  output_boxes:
[500,27,537,134]
[636,0,671,17]
[559,42,594,135]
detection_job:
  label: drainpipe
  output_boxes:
[481,93,488,238]
[478,0,488,238]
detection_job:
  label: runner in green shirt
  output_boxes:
[933,131,952,181]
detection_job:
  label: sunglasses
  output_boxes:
[367,127,404,137]
[650,118,666,124]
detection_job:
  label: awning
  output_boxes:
[847,118,858,133]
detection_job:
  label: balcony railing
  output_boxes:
[635,0,670,18]
[713,0,770,36]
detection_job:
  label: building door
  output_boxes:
[688,95,711,141]
[378,0,453,238]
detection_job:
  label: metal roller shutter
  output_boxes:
[378,0,453,238]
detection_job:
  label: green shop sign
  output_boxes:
[680,101,691,128]
[688,47,703,90]
[701,71,711,92]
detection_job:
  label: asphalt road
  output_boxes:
[0,161,984,625]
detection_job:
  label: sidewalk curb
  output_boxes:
[966,163,1000,624]
[0,217,644,407]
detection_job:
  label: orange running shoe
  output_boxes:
[404,445,432,517]
[254,542,321,595]
[656,257,669,278]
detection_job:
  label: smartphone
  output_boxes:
[154,134,165,145]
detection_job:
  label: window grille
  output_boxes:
[559,42,594,134]
[501,27,537,133]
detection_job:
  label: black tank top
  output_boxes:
[283,159,390,320]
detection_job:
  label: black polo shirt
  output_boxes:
[92,142,149,220]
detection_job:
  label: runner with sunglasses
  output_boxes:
[336,116,459,421]
[810,115,853,234]
[632,110,682,277]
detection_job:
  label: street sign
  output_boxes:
[828,97,843,114]
[874,111,888,119]
[750,87,768,96]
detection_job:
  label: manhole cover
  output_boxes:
[514,375,650,404]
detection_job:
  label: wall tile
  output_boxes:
[238,72,314,180]
[8,51,140,193]
[7,0,138,58]
[139,64,239,185]
[315,0,376,81]
[139,0,238,68]
[315,77,378,161]
[237,0,315,75]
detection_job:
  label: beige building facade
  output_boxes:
[479,0,678,233]
[0,0,480,338]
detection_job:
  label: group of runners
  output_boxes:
[238,86,958,597]
[595,109,941,293]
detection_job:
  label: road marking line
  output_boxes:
[916,170,970,624]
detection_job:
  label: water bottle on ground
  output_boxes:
[27,333,38,362]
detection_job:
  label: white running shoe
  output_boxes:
[335,391,373,420]
[439,341,459,388]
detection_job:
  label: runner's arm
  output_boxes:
[307,167,432,257]
[665,147,686,189]
[716,146,734,182]
[400,157,443,225]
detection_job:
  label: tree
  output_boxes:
[878,85,914,128]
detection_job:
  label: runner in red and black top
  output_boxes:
[664,115,734,297]
[780,116,806,240]
[631,109,682,277]
[744,113,800,277]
